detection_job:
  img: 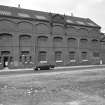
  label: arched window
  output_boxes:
[80,38,88,48]
[19,51,32,63]
[19,35,32,62]
[53,37,63,42]
[55,51,62,62]
[91,39,98,47]
[38,36,48,42]
[92,39,98,43]
[81,52,88,59]
[0,33,12,40]
[19,35,31,41]
[36,23,49,34]
[19,35,31,47]
[38,36,48,48]
[21,51,29,55]
[80,39,88,43]
[38,51,47,62]
[69,51,75,60]
[0,33,12,50]
[0,20,15,32]
[68,38,77,47]
[100,40,105,49]
[18,22,33,33]
[66,27,76,35]
[52,25,64,35]
[68,38,76,42]
[53,37,63,48]
[1,51,10,55]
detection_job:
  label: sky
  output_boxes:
[0,0,105,33]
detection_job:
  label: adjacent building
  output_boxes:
[0,5,103,69]
[100,33,105,64]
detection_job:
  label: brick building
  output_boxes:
[0,5,102,69]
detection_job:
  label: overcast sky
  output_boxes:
[0,0,105,33]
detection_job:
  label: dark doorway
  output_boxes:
[3,56,9,67]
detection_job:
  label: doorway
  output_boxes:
[3,56,9,67]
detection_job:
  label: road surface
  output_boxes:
[0,66,105,105]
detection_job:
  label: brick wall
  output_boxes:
[0,16,101,69]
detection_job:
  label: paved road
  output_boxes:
[0,65,105,105]
[0,65,105,76]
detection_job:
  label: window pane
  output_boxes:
[68,38,76,42]
[69,51,75,60]
[80,39,88,43]
[39,51,47,61]
[21,51,29,55]
[81,52,87,59]
[38,36,48,41]
[1,51,10,55]
[92,39,98,44]
[55,51,62,61]
[54,37,62,42]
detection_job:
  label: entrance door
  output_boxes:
[3,56,9,67]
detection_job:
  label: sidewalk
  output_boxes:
[0,64,105,72]
[0,67,33,72]
[55,64,105,69]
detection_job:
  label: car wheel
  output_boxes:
[38,68,40,70]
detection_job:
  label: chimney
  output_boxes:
[71,12,74,16]
[18,4,21,8]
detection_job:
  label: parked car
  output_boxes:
[33,63,55,71]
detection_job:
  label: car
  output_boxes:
[33,63,55,71]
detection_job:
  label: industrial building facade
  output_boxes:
[0,5,103,69]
